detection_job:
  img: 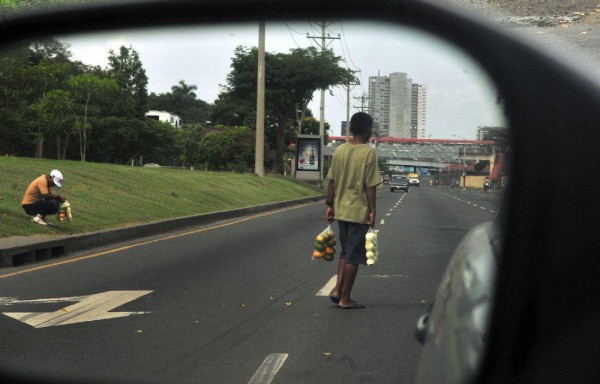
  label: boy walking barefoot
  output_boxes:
[325,112,380,309]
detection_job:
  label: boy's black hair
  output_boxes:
[349,112,373,136]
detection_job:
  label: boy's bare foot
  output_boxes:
[339,301,365,309]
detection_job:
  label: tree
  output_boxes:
[177,123,205,168]
[210,91,255,127]
[30,89,74,160]
[300,115,330,137]
[0,39,83,157]
[67,73,119,161]
[220,46,356,173]
[199,125,255,171]
[148,80,210,124]
[107,45,148,117]
[29,38,72,64]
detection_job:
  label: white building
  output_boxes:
[146,110,183,128]
[369,72,426,138]
[411,83,427,139]
[368,75,391,137]
[389,72,412,138]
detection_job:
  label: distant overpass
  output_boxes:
[325,136,496,166]
[321,136,506,184]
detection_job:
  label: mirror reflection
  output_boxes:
[0,21,507,383]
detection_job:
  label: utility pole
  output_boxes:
[343,69,361,141]
[255,21,265,177]
[354,92,371,113]
[307,22,339,183]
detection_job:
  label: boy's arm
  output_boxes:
[366,185,377,227]
[325,179,335,221]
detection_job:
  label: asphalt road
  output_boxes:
[0,185,501,384]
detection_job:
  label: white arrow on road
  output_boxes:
[1,290,152,328]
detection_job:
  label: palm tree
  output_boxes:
[171,80,197,99]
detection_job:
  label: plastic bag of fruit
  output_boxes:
[56,200,73,222]
[312,224,337,262]
[365,228,379,266]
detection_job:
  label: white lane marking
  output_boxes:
[2,290,152,328]
[248,353,289,384]
[480,207,486,210]
[316,275,337,297]
[0,296,85,305]
[386,213,391,216]
[380,219,385,225]
[389,208,394,212]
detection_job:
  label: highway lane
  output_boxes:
[0,186,501,384]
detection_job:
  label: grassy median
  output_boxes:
[0,157,323,238]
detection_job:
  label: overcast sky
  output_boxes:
[62,20,506,139]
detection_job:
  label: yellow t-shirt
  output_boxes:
[22,175,50,205]
[327,143,381,224]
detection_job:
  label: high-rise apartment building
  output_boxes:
[411,83,427,139]
[368,72,426,139]
[368,75,390,137]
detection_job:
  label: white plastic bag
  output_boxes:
[365,228,379,266]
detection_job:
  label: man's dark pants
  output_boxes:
[23,199,59,217]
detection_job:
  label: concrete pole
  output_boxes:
[255,21,266,177]
[306,22,339,184]
[346,83,350,141]
[319,22,326,184]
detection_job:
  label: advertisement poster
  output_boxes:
[296,137,320,171]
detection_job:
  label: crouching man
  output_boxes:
[21,170,66,225]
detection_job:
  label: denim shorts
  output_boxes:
[337,220,370,265]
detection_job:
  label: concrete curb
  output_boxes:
[0,195,325,268]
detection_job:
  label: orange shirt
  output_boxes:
[21,175,50,205]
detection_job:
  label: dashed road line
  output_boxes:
[436,189,497,214]
[316,275,337,297]
[248,353,289,384]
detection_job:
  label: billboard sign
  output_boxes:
[296,136,320,171]
[295,135,321,181]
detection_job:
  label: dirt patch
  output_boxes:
[442,0,600,26]
[445,0,600,81]
[491,1,600,17]
[491,0,600,26]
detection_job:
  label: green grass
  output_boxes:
[0,157,323,238]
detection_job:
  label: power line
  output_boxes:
[284,23,302,48]
[338,20,360,71]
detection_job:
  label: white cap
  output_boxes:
[50,170,63,188]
